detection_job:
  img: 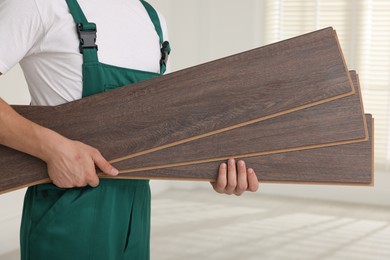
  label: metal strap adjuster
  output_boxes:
[160,41,170,66]
[77,23,98,53]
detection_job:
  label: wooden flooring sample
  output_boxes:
[112,71,367,172]
[0,27,354,194]
[112,115,373,185]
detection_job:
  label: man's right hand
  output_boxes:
[45,137,119,188]
[0,97,118,189]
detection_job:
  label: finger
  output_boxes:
[235,160,248,196]
[91,149,119,176]
[226,158,237,195]
[86,171,100,188]
[73,170,88,187]
[247,168,259,192]
[212,163,228,193]
[88,178,99,187]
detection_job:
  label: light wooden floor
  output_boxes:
[2,189,390,260]
[151,189,390,260]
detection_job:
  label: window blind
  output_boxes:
[263,0,390,170]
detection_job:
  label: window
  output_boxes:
[263,0,390,170]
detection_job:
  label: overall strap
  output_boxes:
[140,0,171,74]
[65,0,98,63]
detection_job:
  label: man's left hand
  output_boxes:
[211,158,259,196]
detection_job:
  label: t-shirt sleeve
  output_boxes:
[0,0,45,74]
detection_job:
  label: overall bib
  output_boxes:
[20,1,170,259]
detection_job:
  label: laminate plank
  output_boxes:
[0,28,354,194]
[111,115,373,185]
[112,71,367,172]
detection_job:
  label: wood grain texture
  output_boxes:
[0,28,355,194]
[112,71,367,172]
[111,115,373,185]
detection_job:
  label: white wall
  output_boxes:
[0,0,389,257]
[148,0,265,71]
[0,64,31,257]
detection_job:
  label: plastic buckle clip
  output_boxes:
[77,23,98,53]
[160,41,170,66]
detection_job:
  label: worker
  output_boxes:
[0,0,259,259]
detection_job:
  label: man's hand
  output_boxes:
[45,138,119,188]
[0,98,118,189]
[211,158,259,196]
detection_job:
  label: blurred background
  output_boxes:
[0,0,389,259]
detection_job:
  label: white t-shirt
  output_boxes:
[0,0,168,106]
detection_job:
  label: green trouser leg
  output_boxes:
[20,180,150,260]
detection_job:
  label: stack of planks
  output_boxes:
[0,27,373,194]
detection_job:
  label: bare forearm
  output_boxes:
[0,98,63,161]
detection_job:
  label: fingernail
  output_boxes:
[238,160,244,166]
[229,158,235,165]
[248,168,254,174]
[111,168,119,176]
[221,163,227,169]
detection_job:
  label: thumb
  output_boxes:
[92,150,119,176]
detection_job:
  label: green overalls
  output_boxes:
[20,1,170,259]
